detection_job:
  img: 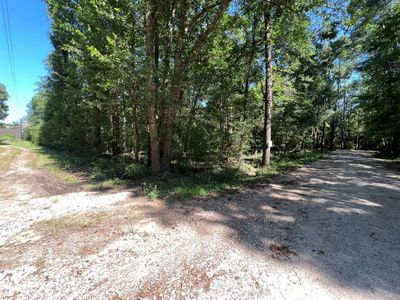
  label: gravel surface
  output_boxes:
[1,147,399,299]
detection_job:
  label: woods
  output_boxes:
[1,1,400,297]
[23,0,400,174]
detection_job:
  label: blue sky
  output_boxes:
[1,0,52,122]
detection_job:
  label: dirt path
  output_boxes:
[1,148,399,299]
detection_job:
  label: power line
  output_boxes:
[3,0,17,99]
[1,0,18,100]
[4,0,17,94]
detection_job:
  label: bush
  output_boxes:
[91,158,124,181]
[124,163,148,179]
[213,167,246,182]
[143,183,159,200]
[24,124,41,143]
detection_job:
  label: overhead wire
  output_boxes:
[4,0,17,93]
[1,0,18,100]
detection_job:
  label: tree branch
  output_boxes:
[183,0,231,69]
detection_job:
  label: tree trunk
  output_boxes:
[330,60,341,150]
[261,8,273,167]
[145,0,160,174]
[321,122,326,153]
[238,13,258,160]
[160,48,185,169]
[341,87,347,149]
[111,100,121,156]
[133,103,140,161]
[160,0,186,172]
[355,131,360,150]
[130,9,139,162]
[94,107,101,149]
[329,110,336,150]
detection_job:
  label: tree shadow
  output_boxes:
[141,151,400,297]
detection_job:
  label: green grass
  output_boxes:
[172,182,240,200]
[0,134,80,184]
[86,178,124,191]
[0,134,325,200]
[154,151,324,200]
[0,147,21,170]
[30,150,81,184]
[0,134,38,150]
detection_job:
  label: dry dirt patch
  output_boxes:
[0,204,152,270]
[136,263,224,299]
[0,147,79,201]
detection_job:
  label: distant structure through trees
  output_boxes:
[0,127,22,139]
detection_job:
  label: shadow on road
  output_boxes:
[144,151,400,297]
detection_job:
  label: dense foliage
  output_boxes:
[349,0,400,154]
[24,0,400,174]
[0,84,9,123]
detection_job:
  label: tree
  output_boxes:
[349,0,400,153]
[32,0,398,176]
[0,84,9,123]
[25,88,48,143]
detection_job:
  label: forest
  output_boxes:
[23,0,399,175]
[1,0,400,297]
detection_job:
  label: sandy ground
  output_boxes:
[0,146,399,300]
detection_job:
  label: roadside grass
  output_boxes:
[0,147,21,171]
[0,135,80,184]
[152,150,324,201]
[0,134,37,150]
[30,149,81,185]
[0,134,324,200]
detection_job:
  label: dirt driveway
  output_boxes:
[1,147,399,299]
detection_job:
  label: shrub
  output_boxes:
[124,163,148,179]
[143,183,159,200]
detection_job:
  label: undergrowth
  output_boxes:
[1,134,324,200]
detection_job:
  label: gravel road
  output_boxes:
[1,147,399,299]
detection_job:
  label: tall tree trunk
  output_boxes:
[238,13,258,160]
[111,99,121,156]
[355,131,360,150]
[341,87,347,149]
[94,107,102,149]
[130,7,139,162]
[355,111,360,150]
[161,0,186,172]
[261,8,273,167]
[132,102,140,161]
[321,122,326,153]
[312,127,319,149]
[145,0,160,174]
[330,61,341,150]
[329,107,336,150]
